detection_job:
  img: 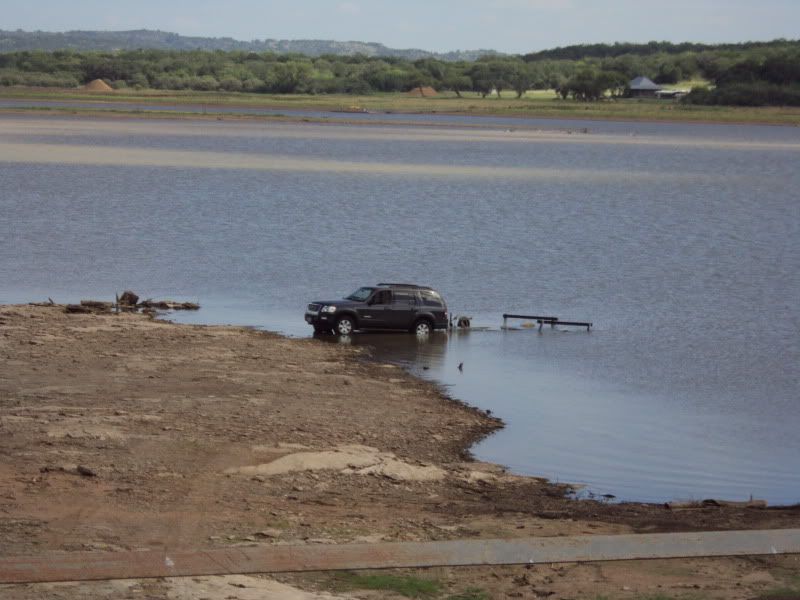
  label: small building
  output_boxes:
[655,89,689,100]
[627,76,662,98]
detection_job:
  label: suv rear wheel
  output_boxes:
[335,315,356,336]
[413,319,433,336]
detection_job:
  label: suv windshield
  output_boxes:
[345,287,374,302]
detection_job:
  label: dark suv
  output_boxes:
[305,283,448,335]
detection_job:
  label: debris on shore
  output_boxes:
[45,290,200,315]
[118,290,139,307]
[138,300,200,311]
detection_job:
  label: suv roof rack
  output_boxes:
[377,283,433,289]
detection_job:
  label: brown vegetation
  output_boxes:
[406,86,438,97]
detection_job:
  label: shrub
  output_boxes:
[684,82,800,106]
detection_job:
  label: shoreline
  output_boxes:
[2,302,800,597]
[147,310,800,508]
[2,90,800,127]
[0,106,599,133]
[2,104,799,129]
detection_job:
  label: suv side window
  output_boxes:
[420,291,443,308]
[371,290,392,305]
[392,292,416,306]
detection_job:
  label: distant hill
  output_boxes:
[0,29,497,62]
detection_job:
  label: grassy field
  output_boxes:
[2,86,799,125]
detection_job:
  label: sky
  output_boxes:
[5,0,799,53]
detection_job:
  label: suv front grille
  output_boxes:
[307,303,322,313]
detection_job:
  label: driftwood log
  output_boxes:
[138,300,200,310]
[64,304,94,314]
[80,300,114,310]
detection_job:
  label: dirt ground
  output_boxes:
[1,304,798,599]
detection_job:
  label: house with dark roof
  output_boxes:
[627,76,662,98]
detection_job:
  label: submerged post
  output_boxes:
[503,314,591,332]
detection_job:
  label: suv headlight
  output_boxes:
[322,305,337,313]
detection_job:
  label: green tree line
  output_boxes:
[682,48,800,106]
[523,39,798,61]
[0,40,798,105]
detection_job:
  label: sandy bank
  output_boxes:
[1,304,799,599]
[2,114,799,152]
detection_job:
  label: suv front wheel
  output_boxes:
[335,315,356,336]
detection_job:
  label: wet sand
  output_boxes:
[1,304,799,599]
[0,139,727,184]
[2,114,799,151]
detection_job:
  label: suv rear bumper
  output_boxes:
[430,318,449,330]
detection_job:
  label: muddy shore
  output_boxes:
[1,304,798,599]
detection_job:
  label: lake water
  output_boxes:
[2,114,798,504]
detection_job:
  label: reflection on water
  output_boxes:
[313,329,451,368]
[308,325,800,504]
[0,141,727,184]
[2,115,799,504]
